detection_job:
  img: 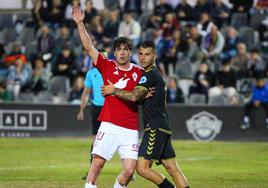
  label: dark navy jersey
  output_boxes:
[138,66,171,132]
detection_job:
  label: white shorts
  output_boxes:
[92,121,139,161]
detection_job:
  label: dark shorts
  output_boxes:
[91,104,103,135]
[138,128,176,163]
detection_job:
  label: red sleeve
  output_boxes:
[95,53,110,74]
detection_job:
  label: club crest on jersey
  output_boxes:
[139,76,147,84]
[132,72,138,81]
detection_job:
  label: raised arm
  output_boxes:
[72,6,98,65]
[101,80,148,102]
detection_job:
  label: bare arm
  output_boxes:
[72,6,98,65]
[101,80,148,102]
[77,87,91,120]
[113,86,148,102]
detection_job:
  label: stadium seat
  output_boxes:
[48,76,71,96]
[188,94,206,105]
[249,11,266,29]
[18,27,36,44]
[178,79,193,97]
[0,14,14,29]
[18,92,34,102]
[138,12,151,30]
[175,59,194,79]
[238,26,255,48]
[34,91,53,103]
[208,95,227,106]
[231,13,248,29]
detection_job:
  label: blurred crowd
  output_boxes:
[0,0,268,105]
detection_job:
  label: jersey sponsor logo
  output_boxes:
[114,77,130,89]
[132,72,138,82]
[186,111,222,141]
[139,76,147,84]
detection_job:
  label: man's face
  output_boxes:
[114,44,132,66]
[138,47,156,69]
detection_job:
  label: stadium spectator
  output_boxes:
[69,75,84,103]
[118,12,141,47]
[186,26,202,62]
[230,0,253,14]
[210,0,230,28]
[29,58,51,94]
[101,41,189,188]
[124,0,142,15]
[192,0,211,21]
[0,81,12,102]
[209,59,239,105]
[77,49,94,76]
[256,0,268,8]
[197,12,214,37]
[189,62,215,103]
[6,59,32,100]
[72,6,143,188]
[241,74,268,130]
[102,8,120,47]
[248,48,266,78]
[200,24,225,63]
[84,0,98,24]
[1,43,27,81]
[31,0,48,29]
[162,29,188,75]
[54,25,76,54]
[103,0,120,9]
[220,27,240,60]
[77,50,106,180]
[174,0,193,22]
[64,0,80,29]
[230,42,250,78]
[154,0,173,19]
[161,12,180,39]
[53,46,77,82]
[167,77,185,103]
[88,15,104,43]
[47,0,65,29]
[37,25,55,62]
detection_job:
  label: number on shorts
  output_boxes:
[96,131,105,140]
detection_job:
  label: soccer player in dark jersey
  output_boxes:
[102,41,189,188]
[72,6,143,188]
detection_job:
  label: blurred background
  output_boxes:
[0,0,268,141]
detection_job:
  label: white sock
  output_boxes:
[114,178,126,188]
[244,116,249,124]
[85,182,97,188]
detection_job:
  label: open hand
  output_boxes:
[145,87,155,99]
[72,6,85,24]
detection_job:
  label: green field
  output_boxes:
[0,138,268,188]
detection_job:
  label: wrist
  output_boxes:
[77,21,84,26]
[113,88,118,95]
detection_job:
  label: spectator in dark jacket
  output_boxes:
[209,59,239,105]
[210,0,230,28]
[189,62,215,103]
[241,74,268,130]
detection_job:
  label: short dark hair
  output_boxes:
[113,37,133,51]
[137,41,156,50]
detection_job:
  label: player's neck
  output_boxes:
[116,62,131,71]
